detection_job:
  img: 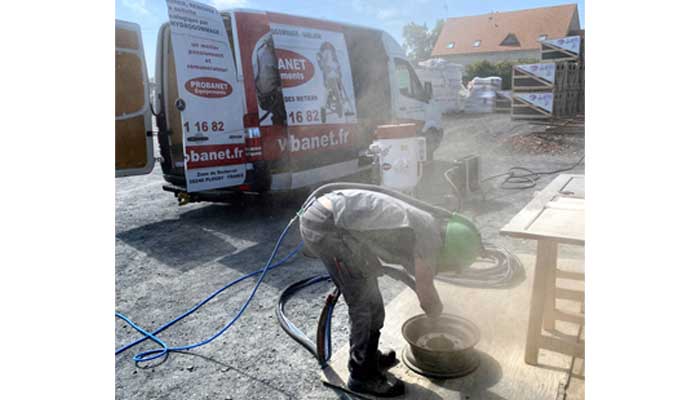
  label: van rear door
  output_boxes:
[115,20,154,177]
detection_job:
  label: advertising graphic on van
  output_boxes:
[251,31,285,126]
[269,23,357,126]
[166,0,246,192]
[277,128,350,153]
[183,144,246,169]
[185,77,233,98]
[275,49,315,88]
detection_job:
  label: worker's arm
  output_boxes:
[414,257,443,317]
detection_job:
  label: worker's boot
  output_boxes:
[347,368,405,397]
[371,330,398,369]
[347,357,405,397]
[377,349,398,370]
[347,331,405,397]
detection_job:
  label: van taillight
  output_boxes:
[245,127,262,160]
[243,113,259,127]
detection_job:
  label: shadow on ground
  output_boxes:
[116,197,307,281]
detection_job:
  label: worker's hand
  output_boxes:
[423,297,443,318]
[415,257,443,318]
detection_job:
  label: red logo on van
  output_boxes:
[276,49,315,88]
[185,77,233,98]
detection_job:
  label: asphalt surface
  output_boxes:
[115,113,585,399]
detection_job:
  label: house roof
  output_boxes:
[432,4,579,57]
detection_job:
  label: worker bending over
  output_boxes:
[300,189,481,397]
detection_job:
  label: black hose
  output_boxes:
[482,155,585,190]
[276,266,416,367]
[315,286,340,364]
[276,275,332,364]
[434,244,525,289]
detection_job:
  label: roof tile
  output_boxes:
[432,4,578,56]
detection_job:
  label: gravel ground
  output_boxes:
[115,112,584,399]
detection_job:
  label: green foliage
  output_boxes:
[402,19,444,63]
[463,58,538,90]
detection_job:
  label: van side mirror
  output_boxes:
[423,82,433,101]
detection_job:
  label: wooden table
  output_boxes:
[501,174,585,365]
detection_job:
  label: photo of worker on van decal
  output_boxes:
[317,41,356,120]
[253,32,285,126]
[270,23,358,127]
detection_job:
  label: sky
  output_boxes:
[116,0,585,78]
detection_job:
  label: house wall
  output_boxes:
[440,49,540,68]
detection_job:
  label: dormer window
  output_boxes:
[500,33,520,46]
[472,40,481,47]
[446,41,455,49]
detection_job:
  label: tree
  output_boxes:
[402,19,444,63]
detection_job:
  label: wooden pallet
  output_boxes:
[566,63,582,90]
[512,89,583,121]
[554,90,579,118]
[512,92,554,121]
[527,116,585,135]
[494,91,512,113]
[577,91,585,114]
[512,63,557,92]
[541,36,583,62]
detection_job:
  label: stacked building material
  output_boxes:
[511,35,585,121]
[463,76,502,113]
[415,58,466,114]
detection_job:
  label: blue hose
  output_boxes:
[115,217,302,363]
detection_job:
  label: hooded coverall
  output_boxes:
[299,189,442,377]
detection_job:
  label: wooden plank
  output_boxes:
[553,309,585,325]
[511,115,552,121]
[525,240,558,364]
[555,287,584,302]
[542,243,559,331]
[501,175,575,237]
[527,208,584,244]
[320,254,581,399]
[556,270,584,281]
[501,174,585,245]
[539,336,585,359]
[546,197,584,210]
[561,176,584,198]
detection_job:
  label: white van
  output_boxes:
[116,6,442,203]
